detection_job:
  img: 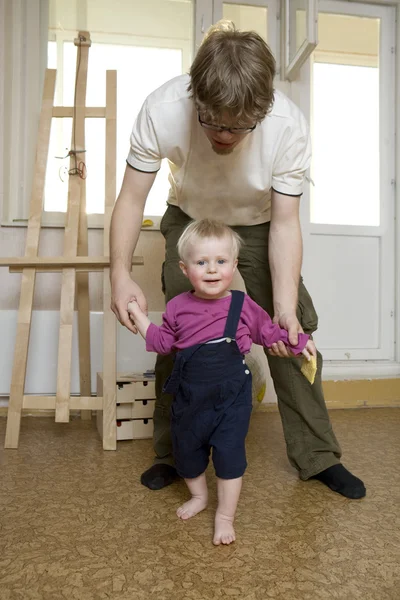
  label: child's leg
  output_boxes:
[177,472,208,520]
[213,476,242,545]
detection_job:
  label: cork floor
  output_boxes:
[0,409,399,600]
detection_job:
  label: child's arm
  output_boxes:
[128,299,178,354]
[127,300,151,340]
[242,295,312,356]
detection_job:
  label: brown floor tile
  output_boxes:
[0,409,399,600]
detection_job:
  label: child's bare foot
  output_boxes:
[177,495,208,520]
[213,512,235,545]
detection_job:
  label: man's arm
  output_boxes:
[269,190,302,317]
[110,165,157,332]
[268,189,317,360]
[268,189,303,352]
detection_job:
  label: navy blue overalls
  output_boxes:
[164,290,253,480]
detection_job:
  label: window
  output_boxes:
[305,0,395,364]
[45,0,194,226]
[311,12,380,226]
[45,39,184,218]
[2,0,280,228]
[223,3,268,41]
[213,1,277,74]
[283,0,317,80]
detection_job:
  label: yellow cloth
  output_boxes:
[301,356,317,385]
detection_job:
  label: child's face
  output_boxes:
[179,235,238,299]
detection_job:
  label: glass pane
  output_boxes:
[288,0,307,64]
[47,41,57,69]
[85,119,105,214]
[46,42,183,214]
[223,4,268,42]
[47,0,194,215]
[311,14,380,226]
[44,118,72,213]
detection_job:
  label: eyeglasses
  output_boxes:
[198,115,257,134]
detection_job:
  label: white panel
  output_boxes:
[213,1,278,66]
[306,235,380,351]
[0,311,162,395]
[86,0,193,41]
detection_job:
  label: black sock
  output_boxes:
[140,463,179,490]
[312,464,366,499]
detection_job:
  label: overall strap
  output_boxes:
[223,291,245,339]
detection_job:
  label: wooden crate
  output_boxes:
[96,373,155,441]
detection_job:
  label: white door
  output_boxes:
[298,1,396,375]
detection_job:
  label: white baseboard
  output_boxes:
[322,361,400,380]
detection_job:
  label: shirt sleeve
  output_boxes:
[272,115,311,197]
[127,99,162,173]
[145,303,177,354]
[241,296,309,355]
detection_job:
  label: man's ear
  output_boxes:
[179,260,188,278]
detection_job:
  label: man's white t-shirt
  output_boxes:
[127,74,311,226]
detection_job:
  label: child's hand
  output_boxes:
[302,339,317,361]
[127,299,143,322]
[126,300,151,340]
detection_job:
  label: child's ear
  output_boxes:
[179,260,188,278]
[233,258,238,272]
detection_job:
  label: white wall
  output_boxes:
[1,0,400,403]
[0,310,162,396]
[49,0,193,40]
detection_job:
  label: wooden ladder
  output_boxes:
[0,31,143,450]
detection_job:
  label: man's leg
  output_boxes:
[141,205,192,490]
[234,221,366,499]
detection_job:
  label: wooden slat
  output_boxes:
[22,396,102,410]
[2,256,144,269]
[5,70,56,448]
[55,33,90,423]
[76,265,92,420]
[52,106,106,118]
[102,70,118,450]
[75,32,92,420]
[54,175,81,422]
[55,268,76,422]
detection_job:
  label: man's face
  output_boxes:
[198,113,257,156]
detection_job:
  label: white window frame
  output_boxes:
[1,0,48,228]
[307,0,396,365]
[283,0,318,81]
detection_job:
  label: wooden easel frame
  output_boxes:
[0,31,143,450]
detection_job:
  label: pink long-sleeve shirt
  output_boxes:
[146,291,309,356]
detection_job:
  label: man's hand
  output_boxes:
[302,339,317,361]
[268,312,317,360]
[111,271,147,334]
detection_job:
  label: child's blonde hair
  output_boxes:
[177,219,243,261]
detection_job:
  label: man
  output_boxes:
[110,21,366,499]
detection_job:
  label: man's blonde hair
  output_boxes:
[177,219,243,261]
[188,20,276,125]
